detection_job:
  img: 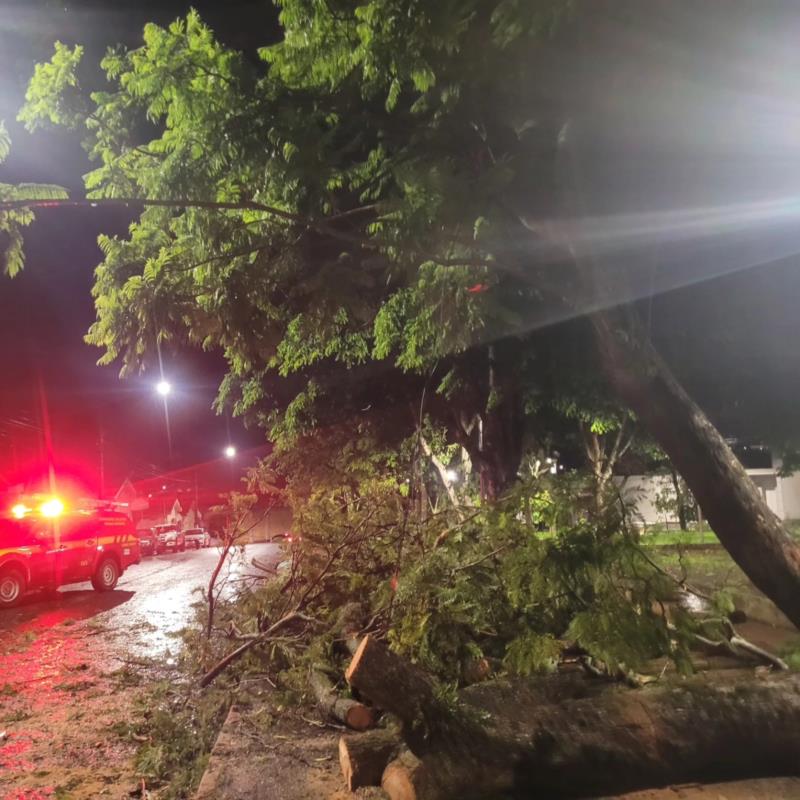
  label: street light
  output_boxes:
[156,380,171,397]
[224,445,237,459]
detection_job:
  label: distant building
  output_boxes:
[618,454,800,528]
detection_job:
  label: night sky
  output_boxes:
[0,0,274,493]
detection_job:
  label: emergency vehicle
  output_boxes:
[0,496,141,608]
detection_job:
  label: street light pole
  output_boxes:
[99,426,105,499]
[155,335,173,463]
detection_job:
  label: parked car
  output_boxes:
[0,503,140,608]
[183,527,210,549]
[136,529,155,556]
[269,531,300,544]
[152,524,186,554]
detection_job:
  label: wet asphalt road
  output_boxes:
[0,542,282,660]
[0,544,282,799]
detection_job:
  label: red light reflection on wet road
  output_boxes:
[0,544,279,798]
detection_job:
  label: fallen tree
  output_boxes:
[590,309,800,630]
[347,635,800,800]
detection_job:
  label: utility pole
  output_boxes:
[99,427,106,499]
[194,468,200,522]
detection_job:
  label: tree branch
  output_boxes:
[199,611,318,688]
[420,434,466,519]
[0,196,302,223]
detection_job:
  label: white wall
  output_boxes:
[779,472,800,520]
[614,475,677,527]
[617,469,800,525]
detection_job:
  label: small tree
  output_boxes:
[204,492,266,639]
[653,467,698,532]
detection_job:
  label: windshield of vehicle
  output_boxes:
[0,519,41,547]
[0,516,87,547]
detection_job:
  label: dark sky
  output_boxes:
[0,0,275,493]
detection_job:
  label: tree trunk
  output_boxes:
[339,728,402,790]
[345,636,439,749]
[670,466,689,531]
[591,309,800,629]
[382,750,430,800]
[310,668,376,731]
[479,345,525,501]
[350,637,800,800]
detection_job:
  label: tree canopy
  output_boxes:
[14,1,582,496]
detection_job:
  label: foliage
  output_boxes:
[187,429,699,699]
[0,121,68,276]
[114,679,231,799]
[14,0,585,495]
[653,469,698,529]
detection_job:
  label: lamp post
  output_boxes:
[155,380,173,462]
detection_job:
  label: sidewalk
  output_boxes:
[194,687,384,800]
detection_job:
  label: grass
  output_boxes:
[640,520,800,547]
[640,527,720,547]
[647,539,796,629]
[110,678,233,799]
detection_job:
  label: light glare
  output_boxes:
[11,503,30,519]
[224,445,236,459]
[40,498,65,518]
[156,380,171,396]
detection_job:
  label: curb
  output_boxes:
[194,704,241,800]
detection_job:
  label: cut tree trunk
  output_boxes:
[345,635,439,748]
[382,750,429,800]
[592,309,800,630]
[350,636,800,800]
[310,669,376,731]
[339,728,402,790]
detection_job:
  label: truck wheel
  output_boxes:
[0,567,25,608]
[91,558,119,592]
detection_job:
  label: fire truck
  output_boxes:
[0,496,140,608]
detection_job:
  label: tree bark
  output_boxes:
[345,636,439,748]
[339,728,402,790]
[591,309,800,630]
[352,639,800,799]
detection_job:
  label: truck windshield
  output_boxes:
[0,519,48,547]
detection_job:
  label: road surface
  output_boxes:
[0,543,281,800]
